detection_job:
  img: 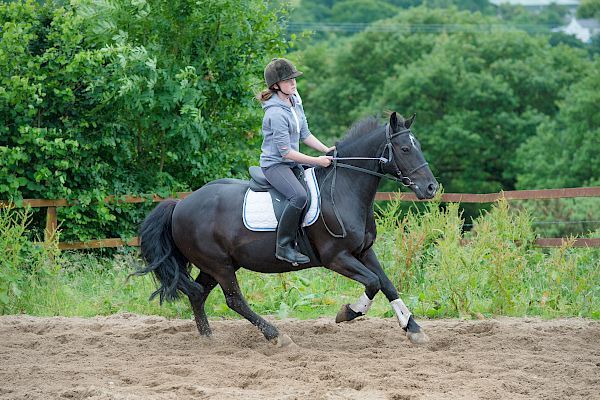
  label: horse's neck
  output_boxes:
[337,126,386,161]
[317,127,385,206]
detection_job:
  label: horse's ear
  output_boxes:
[405,113,416,129]
[389,112,399,132]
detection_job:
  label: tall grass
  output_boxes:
[0,207,62,314]
[1,199,598,320]
[376,198,600,319]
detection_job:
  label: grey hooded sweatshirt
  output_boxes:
[259,93,311,168]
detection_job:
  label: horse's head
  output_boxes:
[382,112,438,200]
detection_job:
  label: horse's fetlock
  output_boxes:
[261,324,279,341]
[406,315,421,333]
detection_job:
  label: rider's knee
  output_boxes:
[289,191,307,209]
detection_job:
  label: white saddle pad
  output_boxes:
[243,167,321,232]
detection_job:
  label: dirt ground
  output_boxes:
[1,314,599,400]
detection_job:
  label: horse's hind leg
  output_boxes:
[214,268,285,345]
[188,272,218,336]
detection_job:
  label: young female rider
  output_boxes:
[257,58,334,265]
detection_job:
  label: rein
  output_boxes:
[319,124,429,238]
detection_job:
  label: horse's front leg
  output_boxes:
[337,247,428,344]
[325,250,382,320]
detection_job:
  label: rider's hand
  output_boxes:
[315,155,333,168]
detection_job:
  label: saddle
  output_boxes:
[244,166,321,264]
[248,166,312,222]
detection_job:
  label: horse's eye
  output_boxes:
[401,146,410,153]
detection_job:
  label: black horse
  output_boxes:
[137,112,438,346]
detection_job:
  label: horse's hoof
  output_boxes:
[271,334,297,348]
[406,330,429,345]
[335,304,362,323]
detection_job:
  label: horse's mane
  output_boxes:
[338,116,381,144]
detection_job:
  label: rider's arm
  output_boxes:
[303,134,335,154]
[283,149,331,168]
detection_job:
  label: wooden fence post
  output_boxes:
[45,206,57,242]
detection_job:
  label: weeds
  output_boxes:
[1,199,598,319]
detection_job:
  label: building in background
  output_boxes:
[491,0,600,42]
[557,16,600,41]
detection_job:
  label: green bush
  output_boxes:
[2,199,598,320]
[0,207,62,314]
[375,197,600,319]
[1,0,286,241]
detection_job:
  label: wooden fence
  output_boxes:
[2,187,600,250]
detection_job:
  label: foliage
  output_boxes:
[515,64,600,190]
[288,0,566,27]
[0,207,62,314]
[0,0,287,241]
[577,0,600,19]
[375,197,599,319]
[2,200,598,320]
[295,6,594,196]
[329,0,400,24]
[2,1,598,248]
[496,3,569,28]
[512,197,600,238]
[513,62,600,237]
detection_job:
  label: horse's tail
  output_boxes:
[134,199,200,304]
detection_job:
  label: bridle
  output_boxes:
[330,124,429,188]
[320,124,429,238]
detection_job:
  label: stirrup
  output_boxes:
[276,245,310,265]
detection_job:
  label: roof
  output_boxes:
[556,17,600,42]
[578,18,600,29]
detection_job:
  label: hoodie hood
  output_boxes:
[262,93,297,111]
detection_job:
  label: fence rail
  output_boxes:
[2,186,600,250]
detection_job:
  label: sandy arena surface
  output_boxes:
[0,314,599,399]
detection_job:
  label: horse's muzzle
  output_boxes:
[413,181,438,200]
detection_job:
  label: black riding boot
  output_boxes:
[276,203,310,265]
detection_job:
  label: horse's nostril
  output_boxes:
[428,183,437,194]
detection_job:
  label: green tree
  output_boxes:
[78,0,286,187]
[287,0,496,26]
[379,32,591,192]
[577,0,600,19]
[1,0,286,240]
[330,0,400,24]
[515,64,600,189]
[297,7,490,141]
[512,64,600,237]
[296,6,593,193]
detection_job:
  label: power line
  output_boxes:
[287,22,558,34]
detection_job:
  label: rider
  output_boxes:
[257,58,334,264]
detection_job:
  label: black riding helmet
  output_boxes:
[264,58,303,89]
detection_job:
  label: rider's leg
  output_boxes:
[276,202,310,264]
[262,164,309,264]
